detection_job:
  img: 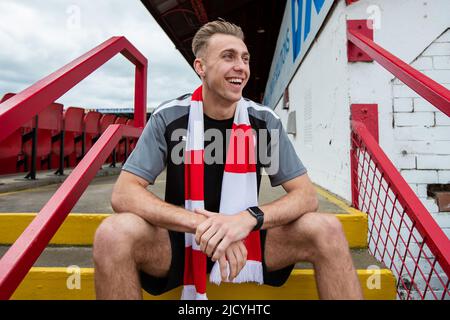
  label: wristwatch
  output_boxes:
[246,206,264,231]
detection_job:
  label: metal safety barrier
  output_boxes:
[348,20,450,299]
[0,36,147,299]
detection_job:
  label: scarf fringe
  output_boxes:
[209,260,264,285]
[181,285,208,300]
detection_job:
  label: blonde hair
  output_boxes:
[192,20,244,57]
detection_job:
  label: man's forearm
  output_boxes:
[111,183,203,233]
[258,187,318,230]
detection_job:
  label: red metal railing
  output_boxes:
[0,36,147,142]
[347,27,450,117]
[0,37,147,299]
[351,121,450,299]
[348,23,450,299]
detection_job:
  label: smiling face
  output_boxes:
[194,33,250,105]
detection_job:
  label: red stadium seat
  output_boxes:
[114,117,128,163]
[99,114,116,165]
[53,107,85,170]
[99,114,117,133]
[26,102,63,171]
[0,93,33,175]
[114,117,127,125]
[83,111,101,155]
[126,118,137,156]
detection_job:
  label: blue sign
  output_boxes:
[264,0,334,108]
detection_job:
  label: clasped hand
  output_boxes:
[194,208,253,281]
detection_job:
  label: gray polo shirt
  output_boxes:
[123,94,307,212]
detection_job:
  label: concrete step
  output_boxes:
[0,246,395,300]
[0,212,368,248]
[0,173,349,213]
[0,246,385,270]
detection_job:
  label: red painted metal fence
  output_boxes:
[351,121,450,299]
[0,37,147,299]
[348,21,450,299]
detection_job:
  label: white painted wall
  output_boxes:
[272,0,450,298]
[274,0,450,229]
[276,0,352,201]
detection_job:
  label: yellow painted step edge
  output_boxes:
[0,213,109,246]
[315,185,366,216]
[11,267,396,300]
[0,212,367,248]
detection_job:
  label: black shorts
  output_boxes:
[140,229,294,296]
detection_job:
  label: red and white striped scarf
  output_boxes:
[182,86,263,300]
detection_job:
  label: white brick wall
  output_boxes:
[414,97,439,112]
[436,113,450,125]
[400,170,438,184]
[392,29,450,215]
[422,69,450,83]
[415,184,429,197]
[422,198,439,213]
[422,42,450,56]
[438,170,450,183]
[434,56,450,69]
[394,112,434,127]
[412,57,433,70]
[417,155,450,169]
[436,30,450,43]
[395,141,450,155]
[394,127,450,141]
[393,98,413,112]
[393,154,416,169]
[432,212,450,225]
[392,85,421,98]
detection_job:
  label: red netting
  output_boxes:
[351,126,450,300]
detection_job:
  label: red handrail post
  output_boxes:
[350,104,379,209]
[351,104,379,142]
[350,132,359,209]
[134,64,147,128]
[120,43,148,128]
[347,20,373,62]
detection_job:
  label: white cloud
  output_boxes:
[0,0,200,110]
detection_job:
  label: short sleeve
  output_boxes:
[264,115,307,187]
[122,112,167,183]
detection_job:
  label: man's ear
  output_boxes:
[193,58,205,77]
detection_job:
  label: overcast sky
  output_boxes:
[0,0,201,110]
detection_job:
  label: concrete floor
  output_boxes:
[0,168,347,214]
[0,245,384,269]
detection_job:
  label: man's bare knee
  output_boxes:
[93,213,154,265]
[93,212,171,278]
[297,213,348,260]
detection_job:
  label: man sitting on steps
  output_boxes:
[93,20,364,300]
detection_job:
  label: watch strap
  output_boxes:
[246,206,264,231]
